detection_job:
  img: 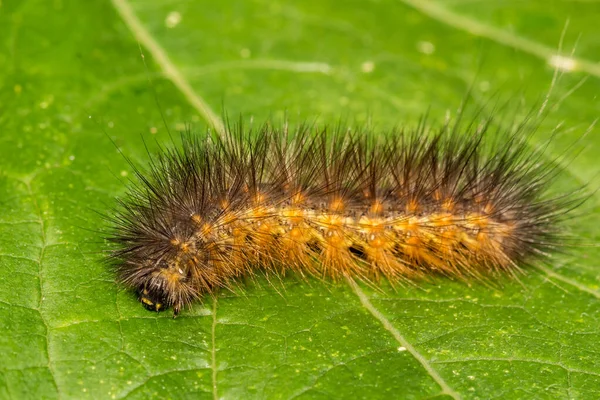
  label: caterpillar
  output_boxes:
[107,114,580,317]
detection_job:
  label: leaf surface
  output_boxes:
[1,0,599,399]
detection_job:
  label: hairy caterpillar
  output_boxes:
[107,113,582,317]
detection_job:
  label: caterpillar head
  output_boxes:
[127,259,196,317]
[138,286,168,313]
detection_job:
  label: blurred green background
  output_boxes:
[1,0,599,399]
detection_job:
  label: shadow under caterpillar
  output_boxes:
[107,115,582,317]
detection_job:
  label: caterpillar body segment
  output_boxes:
[108,120,574,316]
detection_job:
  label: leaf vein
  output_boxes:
[24,179,60,398]
[211,297,218,400]
[109,0,225,135]
[399,0,600,77]
[433,357,600,377]
[534,264,600,299]
[346,277,462,400]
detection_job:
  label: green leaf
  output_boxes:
[1,0,599,399]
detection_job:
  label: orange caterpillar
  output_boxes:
[108,118,577,316]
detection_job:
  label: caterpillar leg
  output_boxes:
[173,302,181,318]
